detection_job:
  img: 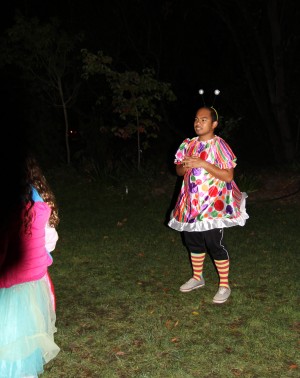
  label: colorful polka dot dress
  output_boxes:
[168,136,249,232]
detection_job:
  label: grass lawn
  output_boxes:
[43,168,299,378]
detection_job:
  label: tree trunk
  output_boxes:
[213,2,279,160]
[136,106,141,171]
[57,76,71,165]
[213,0,295,162]
[267,0,295,161]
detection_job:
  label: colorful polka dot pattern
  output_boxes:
[171,136,244,228]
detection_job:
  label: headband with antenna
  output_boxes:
[198,89,220,121]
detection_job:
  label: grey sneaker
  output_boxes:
[212,286,231,304]
[180,277,205,292]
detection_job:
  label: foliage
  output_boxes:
[1,13,83,164]
[209,0,298,162]
[82,49,176,170]
[217,115,243,142]
[234,173,261,194]
[71,111,141,181]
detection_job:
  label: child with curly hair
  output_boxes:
[0,154,60,377]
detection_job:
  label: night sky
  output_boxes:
[1,0,299,166]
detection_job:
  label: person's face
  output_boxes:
[194,108,218,140]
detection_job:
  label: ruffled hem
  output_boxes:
[168,192,249,232]
[0,275,60,378]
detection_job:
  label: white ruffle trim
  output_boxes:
[168,192,249,232]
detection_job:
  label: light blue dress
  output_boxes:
[0,187,59,377]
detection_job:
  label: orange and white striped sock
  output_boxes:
[214,259,230,288]
[191,252,206,281]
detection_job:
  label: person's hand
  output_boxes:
[182,156,204,169]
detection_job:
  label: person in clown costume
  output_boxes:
[168,103,249,304]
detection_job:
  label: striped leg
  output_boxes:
[214,259,230,288]
[191,252,206,281]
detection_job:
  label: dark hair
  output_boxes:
[197,106,218,122]
[22,155,60,234]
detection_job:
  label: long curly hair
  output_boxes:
[0,154,60,274]
[22,155,60,235]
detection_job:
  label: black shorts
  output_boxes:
[183,228,229,260]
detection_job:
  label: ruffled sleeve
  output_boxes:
[174,138,191,164]
[214,137,237,169]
